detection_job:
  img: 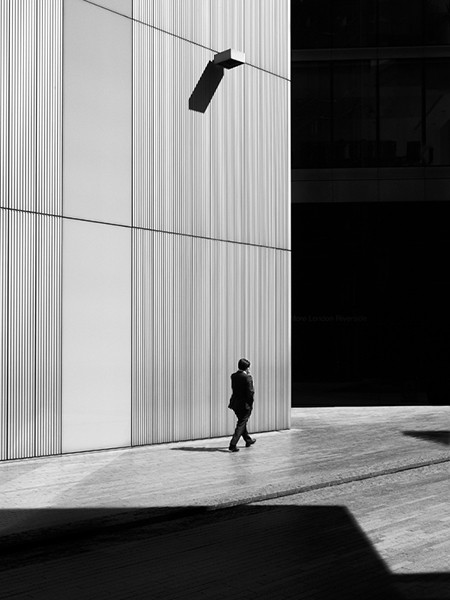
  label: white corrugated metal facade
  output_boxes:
[0,0,290,459]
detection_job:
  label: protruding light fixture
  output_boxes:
[213,49,246,69]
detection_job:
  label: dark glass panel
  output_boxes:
[333,61,377,167]
[426,59,450,165]
[291,62,332,168]
[291,0,331,49]
[425,0,450,44]
[379,61,423,167]
[378,0,423,46]
[332,0,377,48]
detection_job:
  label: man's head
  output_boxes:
[238,358,251,371]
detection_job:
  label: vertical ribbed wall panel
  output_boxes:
[35,215,61,456]
[9,0,36,212]
[132,230,176,444]
[132,229,152,445]
[0,210,7,460]
[245,67,290,249]
[36,0,62,215]
[8,211,36,459]
[150,232,175,443]
[211,65,245,243]
[245,0,290,79]
[242,245,276,433]
[151,29,210,237]
[210,240,246,437]
[0,2,9,211]
[132,23,155,230]
[132,0,152,25]
[211,0,244,52]
[185,237,211,439]
[133,24,211,238]
[0,3,63,461]
[0,0,8,458]
[275,249,291,430]
[133,233,213,444]
[134,0,211,48]
[133,234,290,442]
[172,234,193,441]
[1,0,62,214]
[210,242,290,436]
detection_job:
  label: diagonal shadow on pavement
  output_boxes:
[0,505,447,599]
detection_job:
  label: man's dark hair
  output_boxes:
[238,358,251,371]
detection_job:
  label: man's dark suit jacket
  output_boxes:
[230,370,255,411]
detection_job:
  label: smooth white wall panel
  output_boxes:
[62,220,131,452]
[64,0,131,225]
[35,216,62,456]
[86,0,132,17]
[133,25,212,237]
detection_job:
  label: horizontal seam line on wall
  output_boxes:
[0,207,291,252]
[81,0,290,83]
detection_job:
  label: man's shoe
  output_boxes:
[229,446,239,452]
[245,439,256,447]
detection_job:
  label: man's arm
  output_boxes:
[246,374,255,405]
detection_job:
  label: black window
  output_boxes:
[426,59,450,165]
[332,0,377,48]
[378,0,423,46]
[292,62,332,168]
[333,61,377,167]
[425,0,450,45]
[379,61,423,166]
[291,0,331,49]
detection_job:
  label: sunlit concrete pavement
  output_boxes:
[0,406,449,544]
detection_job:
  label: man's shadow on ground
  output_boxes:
[172,446,230,453]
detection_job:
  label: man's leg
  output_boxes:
[241,423,252,443]
[229,408,252,449]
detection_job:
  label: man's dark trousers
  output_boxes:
[230,407,253,447]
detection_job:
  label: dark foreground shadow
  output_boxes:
[403,431,450,446]
[0,506,448,599]
[189,61,224,112]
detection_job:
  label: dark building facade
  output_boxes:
[292,0,450,405]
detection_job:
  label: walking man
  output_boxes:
[228,358,256,452]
